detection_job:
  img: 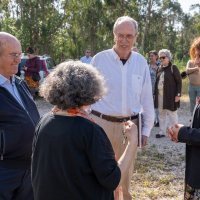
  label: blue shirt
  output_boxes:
[80,56,92,64]
[149,64,159,94]
[0,74,24,107]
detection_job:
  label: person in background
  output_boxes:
[0,32,40,200]
[80,49,92,64]
[91,16,154,199]
[154,49,182,138]
[24,47,40,98]
[186,37,200,115]
[149,50,159,127]
[168,97,200,200]
[31,60,138,200]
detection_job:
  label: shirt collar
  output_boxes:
[0,74,15,86]
[111,48,133,64]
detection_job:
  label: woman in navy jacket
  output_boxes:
[168,98,200,199]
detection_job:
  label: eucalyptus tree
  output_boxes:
[137,0,161,52]
[137,0,183,55]
[0,0,17,34]
[61,0,104,58]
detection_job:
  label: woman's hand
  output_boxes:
[167,124,184,142]
[175,96,180,102]
[123,120,138,145]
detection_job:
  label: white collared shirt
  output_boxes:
[91,49,154,136]
[0,74,24,107]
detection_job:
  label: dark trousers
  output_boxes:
[0,166,33,200]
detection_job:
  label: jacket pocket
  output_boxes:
[0,130,5,160]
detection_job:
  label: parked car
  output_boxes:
[18,54,56,83]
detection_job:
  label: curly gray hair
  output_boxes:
[158,49,172,61]
[39,60,107,110]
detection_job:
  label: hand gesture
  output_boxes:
[175,96,180,102]
[167,124,184,143]
[123,120,138,145]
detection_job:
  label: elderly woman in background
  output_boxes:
[168,97,200,199]
[154,49,182,138]
[24,47,40,98]
[31,60,138,200]
[186,37,200,115]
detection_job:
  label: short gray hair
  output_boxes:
[113,16,138,34]
[158,49,172,61]
[39,60,107,110]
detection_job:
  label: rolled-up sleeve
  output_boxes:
[140,63,155,137]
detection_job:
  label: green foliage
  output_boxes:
[0,0,200,63]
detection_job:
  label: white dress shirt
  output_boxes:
[91,49,154,137]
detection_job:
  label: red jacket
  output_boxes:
[24,56,40,76]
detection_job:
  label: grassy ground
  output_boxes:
[131,144,185,199]
[130,90,190,199]
[182,78,189,96]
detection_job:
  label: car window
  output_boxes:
[19,58,27,70]
[19,56,55,71]
[46,58,55,70]
[39,60,46,71]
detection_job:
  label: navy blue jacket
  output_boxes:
[178,103,200,188]
[0,76,40,168]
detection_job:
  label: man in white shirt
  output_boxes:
[80,49,92,64]
[91,16,154,200]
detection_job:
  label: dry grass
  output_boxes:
[130,96,191,199]
[182,78,189,96]
[131,144,185,200]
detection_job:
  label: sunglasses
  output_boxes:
[159,56,166,60]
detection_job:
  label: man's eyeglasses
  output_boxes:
[116,34,135,41]
[8,53,22,59]
[159,56,166,60]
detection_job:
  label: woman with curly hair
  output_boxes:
[31,60,138,200]
[186,37,200,115]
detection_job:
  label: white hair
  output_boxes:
[113,16,138,34]
[158,49,172,61]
